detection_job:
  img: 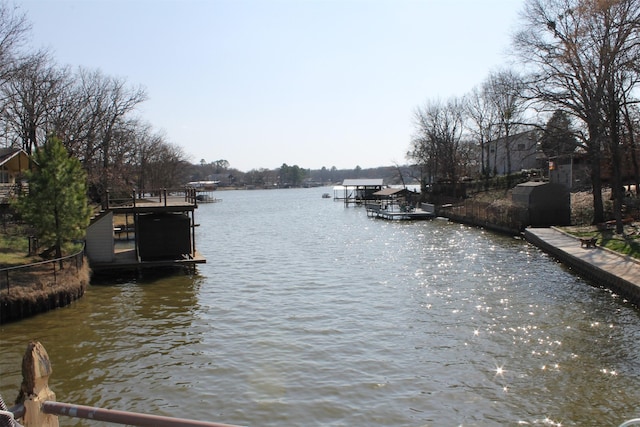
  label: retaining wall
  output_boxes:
[524,229,640,306]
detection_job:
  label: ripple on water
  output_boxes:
[2,189,640,426]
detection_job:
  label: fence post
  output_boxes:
[17,341,59,427]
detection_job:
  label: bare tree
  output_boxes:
[1,51,70,154]
[408,97,465,196]
[514,0,640,226]
[0,0,30,84]
[63,68,147,201]
[484,69,527,183]
[465,84,501,181]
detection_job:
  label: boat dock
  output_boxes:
[366,202,435,221]
[366,204,434,220]
[86,188,206,273]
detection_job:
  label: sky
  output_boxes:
[18,0,524,172]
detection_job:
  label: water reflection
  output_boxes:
[2,188,640,426]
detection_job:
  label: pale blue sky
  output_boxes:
[19,0,523,171]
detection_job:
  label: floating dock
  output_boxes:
[366,203,435,220]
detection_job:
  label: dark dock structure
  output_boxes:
[86,189,206,273]
[335,179,385,206]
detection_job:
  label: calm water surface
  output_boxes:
[2,188,640,426]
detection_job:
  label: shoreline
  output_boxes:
[0,258,90,324]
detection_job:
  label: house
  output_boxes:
[0,147,32,204]
[486,130,545,176]
[548,152,590,190]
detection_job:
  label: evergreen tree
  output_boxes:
[540,110,578,158]
[16,137,92,261]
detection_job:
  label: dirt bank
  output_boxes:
[0,258,90,324]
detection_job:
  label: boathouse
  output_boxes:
[372,187,418,207]
[366,187,433,220]
[85,189,205,272]
[338,179,385,206]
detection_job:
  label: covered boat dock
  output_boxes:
[334,179,385,206]
[85,188,206,273]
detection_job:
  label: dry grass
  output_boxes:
[1,258,90,301]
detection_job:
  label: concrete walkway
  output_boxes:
[524,227,640,305]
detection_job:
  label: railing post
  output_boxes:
[17,341,59,427]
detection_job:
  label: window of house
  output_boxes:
[517,143,526,151]
[0,169,8,184]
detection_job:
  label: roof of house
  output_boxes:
[0,148,24,166]
[0,147,31,169]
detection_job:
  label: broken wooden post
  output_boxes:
[15,341,58,427]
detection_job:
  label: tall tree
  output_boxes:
[540,109,578,157]
[465,84,500,180]
[2,51,69,155]
[16,137,92,262]
[409,97,465,195]
[485,69,526,183]
[0,1,30,84]
[514,0,640,226]
[67,68,147,201]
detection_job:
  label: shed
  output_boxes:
[137,212,192,261]
[512,181,570,227]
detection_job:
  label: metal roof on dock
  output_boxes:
[342,179,384,187]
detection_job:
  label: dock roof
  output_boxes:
[373,188,408,197]
[342,179,384,187]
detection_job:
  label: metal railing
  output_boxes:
[0,246,84,293]
[41,401,239,427]
[104,188,198,210]
[4,341,243,427]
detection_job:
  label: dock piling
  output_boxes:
[11,341,241,427]
[16,341,58,427]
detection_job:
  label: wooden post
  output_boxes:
[16,341,59,427]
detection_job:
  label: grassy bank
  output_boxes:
[0,222,39,266]
[559,224,640,260]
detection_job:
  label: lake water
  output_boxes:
[1,187,640,426]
